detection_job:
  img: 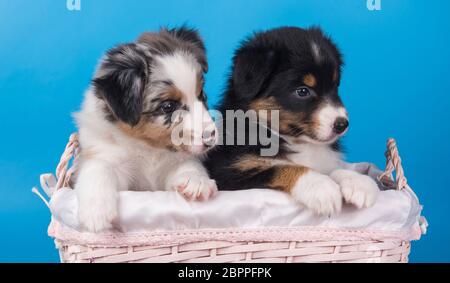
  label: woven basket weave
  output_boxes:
[36,134,420,263]
[56,239,411,263]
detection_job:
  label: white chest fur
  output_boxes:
[286,143,343,175]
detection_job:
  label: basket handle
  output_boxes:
[55,133,80,190]
[378,138,408,190]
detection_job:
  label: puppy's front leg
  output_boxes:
[165,159,217,201]
[270,166,343,216]
[330,169,379,208]
[75,160,121,232]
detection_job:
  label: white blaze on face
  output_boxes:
[157,51,199,103]
[156,51,217,153]
[313,102,348,142]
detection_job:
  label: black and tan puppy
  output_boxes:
[204,27,379,215]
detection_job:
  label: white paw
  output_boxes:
[169,172,218,201]
[77,195,118,232]
[291,171,342,216]
[330,169,379,209]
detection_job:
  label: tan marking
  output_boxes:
[231,155,274,172]
[250,97,280,112]
[250,97,315,138]
[155,80,202,104]
[279,111,304,134]
[303,74,317,88]
[333,70,339,82]
[117,120,174,149]
[249,97,281,129]
[232,155,309,193]
[270,166,309,192]
[156,84,183,102]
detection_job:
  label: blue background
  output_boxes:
[0,0,449,262]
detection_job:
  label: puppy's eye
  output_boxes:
[160,101,179,114]
[296,87,311,98]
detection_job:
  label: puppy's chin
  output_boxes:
[179,144,214,156]
[297,132,343,145]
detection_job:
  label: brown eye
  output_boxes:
[296,87,311,98]
[160,100,179,114]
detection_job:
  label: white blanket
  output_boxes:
[49,163,423,235]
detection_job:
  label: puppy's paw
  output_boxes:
[169,172,218,201]
[330,169,379,209]
[78,196,118,232]
[291,171,342,216]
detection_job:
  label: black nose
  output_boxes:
[333,117,349,134]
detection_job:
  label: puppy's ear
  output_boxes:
[232,48,279,100]
[167,26,208,73]
[93,43,149,126]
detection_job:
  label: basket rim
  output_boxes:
[48,218,422,248]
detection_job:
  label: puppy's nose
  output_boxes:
[202,129,216,148]
[333,117,349,134]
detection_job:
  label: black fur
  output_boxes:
[93,43,149,126]
[204,26,345,191]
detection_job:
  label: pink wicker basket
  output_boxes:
[34,134,426,263]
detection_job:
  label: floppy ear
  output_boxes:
[232,48,279,100]
[167,26,208,73]
[93,43,149,126]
